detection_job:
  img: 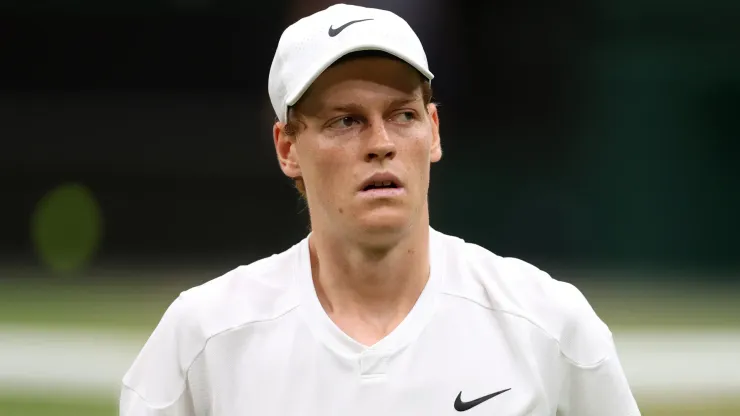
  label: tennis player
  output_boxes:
[120,4,640,415]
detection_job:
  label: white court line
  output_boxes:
[613,329,740,402]
[1,325,739,403]
[0,326,147,399]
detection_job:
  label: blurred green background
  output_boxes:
[1,0,738,415]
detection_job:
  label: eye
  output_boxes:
[391,111,416,123]
[328,116,359,130]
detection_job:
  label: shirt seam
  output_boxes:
[123,303,300,409]
[439,291,609,368]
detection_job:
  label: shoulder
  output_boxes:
[432,228,614,367]
[174,240,304,339]
[121,240,305,404]
[145,239,304,365]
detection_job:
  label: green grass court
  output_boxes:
[3,395,740,416]
[2,277,739,331]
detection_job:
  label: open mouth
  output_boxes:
[362,181,399,191]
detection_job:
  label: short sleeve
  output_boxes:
[120,384,195,416]
[555,284,641,415]
[558,344,641,415]
[120,295,202,415]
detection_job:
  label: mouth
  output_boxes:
[361,181,400,192]
[358,173,404,196]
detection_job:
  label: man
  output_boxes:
[120,4,640,415]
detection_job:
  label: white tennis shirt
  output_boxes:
[120,227,640,415]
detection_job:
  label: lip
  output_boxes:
[358,187,406,199]
[358,172,404,193]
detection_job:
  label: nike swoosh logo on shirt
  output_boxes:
[454,388,511,412]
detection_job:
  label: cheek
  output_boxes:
[298,142,343,192]
[400,135,434,189]
[401,134,434,166]
[310,151,355,196]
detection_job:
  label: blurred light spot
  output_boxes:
[31,183,103,273]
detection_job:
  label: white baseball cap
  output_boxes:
[268,3,434,123]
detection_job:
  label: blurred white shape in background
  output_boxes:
[0,325,738,404]
[0,325,145,399]
[615,329,740,402]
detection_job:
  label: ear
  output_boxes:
[273,122,302,179]
[427,103,442,163]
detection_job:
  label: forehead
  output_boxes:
[298,56,425,111]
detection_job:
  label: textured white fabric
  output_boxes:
[121,227,640,415]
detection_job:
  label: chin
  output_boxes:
[351,210,413,241]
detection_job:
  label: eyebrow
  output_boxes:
[324,95,423,115]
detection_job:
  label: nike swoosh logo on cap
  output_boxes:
[328,18,373,37]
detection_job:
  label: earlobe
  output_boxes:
[273,122,302,178]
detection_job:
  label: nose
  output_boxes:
[364,123,396,163]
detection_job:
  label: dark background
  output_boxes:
[2,0,739,282]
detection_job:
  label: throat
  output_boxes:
[328,310,408,347]
[311,259,429,347]
[307,225,431,346]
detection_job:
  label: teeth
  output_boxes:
[367,180,395,189]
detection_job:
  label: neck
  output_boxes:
[308,212,431,329]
